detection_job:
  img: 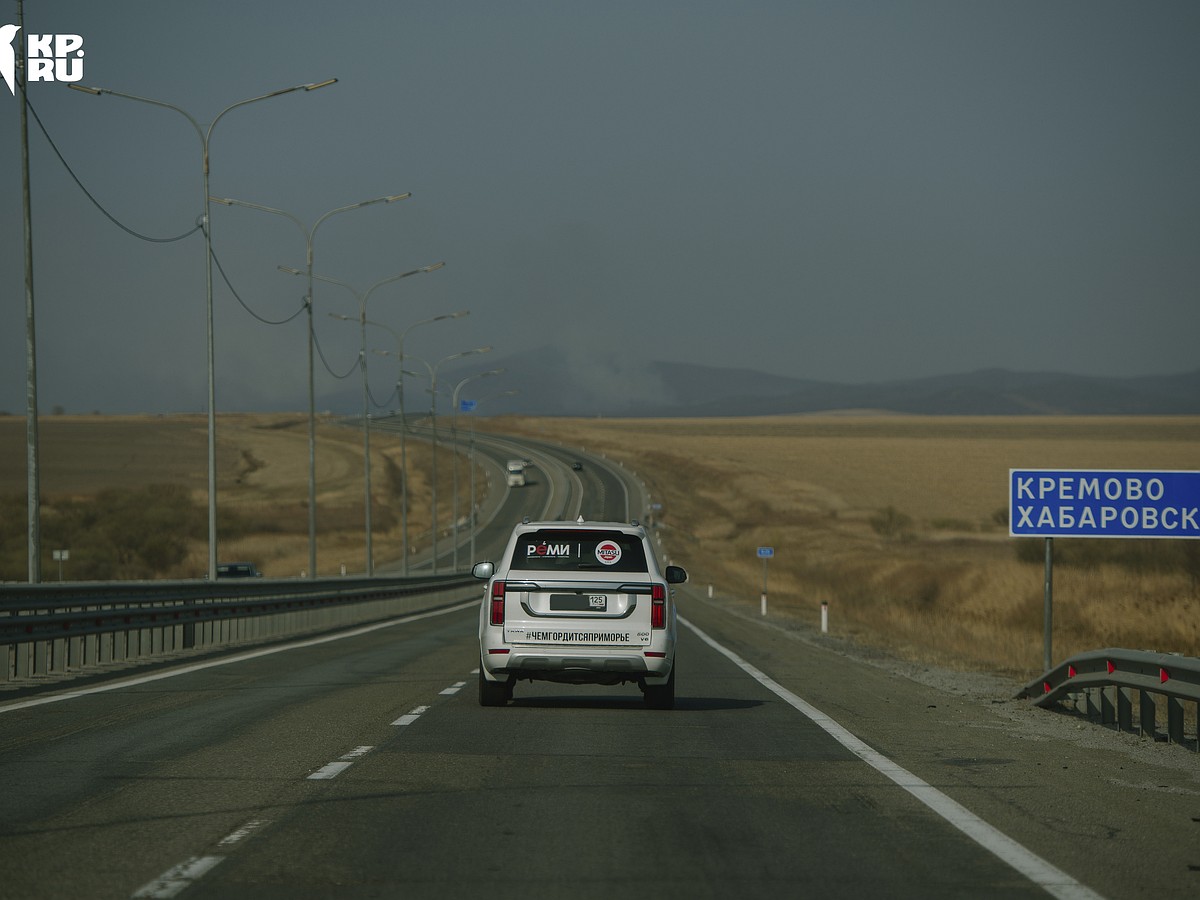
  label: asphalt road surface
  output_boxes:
[2,440,1196,899]
[3,582,1198,899]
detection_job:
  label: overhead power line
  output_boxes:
[26,97,201,244]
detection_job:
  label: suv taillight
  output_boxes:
[490,581,506,625]
[651,583,666,629]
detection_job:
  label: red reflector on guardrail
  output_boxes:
[1160,668,1170,683]
[1106,660,1115,674]
[1068,666,1077,678]
[1043,681,1051,694]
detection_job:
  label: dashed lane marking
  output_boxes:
[131,855,223,899]
[392,704,431,726]
[307,745,374,780]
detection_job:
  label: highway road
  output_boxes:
[1,440,1197,899]
[370,418,628,575]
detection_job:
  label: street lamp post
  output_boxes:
[18,1,40,583]
[210,193,410,577]
[405,347,492,573]
[369,312,468,574]
[450,369,505,570]
[69,78,337,581]
[312,264,445,575]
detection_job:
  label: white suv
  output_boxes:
[473,519,688,709]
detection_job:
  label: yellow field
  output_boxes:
[0,414,455,579]
[488,415,1200,678]
[3,413,1197,678]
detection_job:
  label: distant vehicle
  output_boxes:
[571,461,583,471]
[472,518,688,709]
[216,562,262,578]
[506,459,526,487]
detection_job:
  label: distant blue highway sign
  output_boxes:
[459,399,477,412]
[757,546,774,558]
[1009,469,1200,539]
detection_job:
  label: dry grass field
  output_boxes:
[3,413,1197,679]
[0,413,455,579]
[488,415,1200,679]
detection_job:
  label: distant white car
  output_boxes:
[505,460,527,487]
[473,519,687,709]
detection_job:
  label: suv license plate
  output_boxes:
[549,593,608,612]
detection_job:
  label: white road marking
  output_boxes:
[218,818,269,846]
[131,855,223,899]
[439,681,467,695]
[308,761,353,780]
[679,616,1106,900]
[0,600,478,714]
[308,745,374,780]
[392,704,430,726]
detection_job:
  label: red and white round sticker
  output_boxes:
[595,540,622,566]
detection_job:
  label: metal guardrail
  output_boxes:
[1,574,479,685]
[1016,648,1200,751]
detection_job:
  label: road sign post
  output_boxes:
[757,546,774,616]
[52,548,68,582]
[1009,469,1200,671]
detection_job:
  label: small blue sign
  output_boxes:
[1009,469,1200,539]
[757,546,774,558]
[459,399,477,412]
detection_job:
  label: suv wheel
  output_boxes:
[643,663,675,710]
[479,663,509,707]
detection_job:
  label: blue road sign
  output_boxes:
[1009,469,1200,539]
[757,546,775,558]
[459,399,477,412]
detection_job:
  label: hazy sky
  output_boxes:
[2,1,1198,415]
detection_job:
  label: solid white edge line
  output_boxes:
[1,599,479,714]
[679,616,1106,900]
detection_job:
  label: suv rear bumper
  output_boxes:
[482,648,673,684]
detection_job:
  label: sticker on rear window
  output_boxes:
[595,540,622,566]
[527,542,573,559]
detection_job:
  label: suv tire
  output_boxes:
[643,663,675,710]
[479,662,509,707]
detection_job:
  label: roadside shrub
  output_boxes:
[930,517,975,532]
[0,493,28,580]
[870,506,913,541]
[1015,537,1197,580]
[0,484,206,581]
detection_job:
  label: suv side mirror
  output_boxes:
[665,565,688,584]
[472,561,494,580]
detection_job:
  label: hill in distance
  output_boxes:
[324,347,1200,418]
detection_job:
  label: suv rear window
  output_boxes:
[508,529,649,573]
